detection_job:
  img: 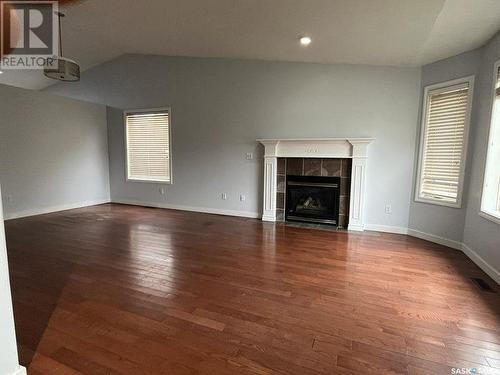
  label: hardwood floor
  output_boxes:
[5,203,500,375]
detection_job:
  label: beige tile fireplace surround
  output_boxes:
[257,138,374,231]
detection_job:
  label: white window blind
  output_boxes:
[125,110,171,183]
[417,78,473,207]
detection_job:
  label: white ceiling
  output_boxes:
[2,0,500,90]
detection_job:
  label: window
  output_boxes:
[125,108,172,183]
[481,62,500,224]
[415,76,474,208]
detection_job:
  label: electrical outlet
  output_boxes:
[221,193,227,200]
[246,152,253,160]
[240,194,246,202]
[385,204,392,214]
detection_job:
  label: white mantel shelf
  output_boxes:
[257,137,375,142]
[257,137,374,231]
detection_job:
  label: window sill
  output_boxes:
[479,210,500,225]
[126,178,172,185]
[415,196,462,209]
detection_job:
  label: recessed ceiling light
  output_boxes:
[299,36,312,46]
[0,71,3,74]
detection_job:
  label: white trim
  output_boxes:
[4,195,499,285]
[462,243,500,285]
[414,196,462,209]
[415,75,475,209]
[365,224,408,234]
[112,199,260,219]
[124,107,173,185]
[257,137,375,143]
[480,58,500,223]
[407,228,463,250]
[262,156,277,221]
[362,225,499,285]
[10,366,27,375]
[4,199,110,220]
[124,178,171,185]
[262,214,276,222]
[347,223,365,232]
[348,157,367,230]
[479,210,500,225]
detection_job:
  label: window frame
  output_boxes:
[415,76,475,209]
[123,107,173,185]
[480,59,500,225]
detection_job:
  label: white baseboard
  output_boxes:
[112,199,260,219]
[348,223,365,232]
[365,226,499,285]
[10,366,27,375]
[111,202,500,285]
[365,224,408,235]
[407,228,463,251]
[4,199,111,220]
[462,243,500,285]
[261,214,276,222]
[5,198,498,285]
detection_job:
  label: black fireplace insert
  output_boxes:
[285,175,340,225]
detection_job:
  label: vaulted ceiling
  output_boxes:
[2,0,500,90]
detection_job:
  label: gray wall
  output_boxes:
[409,32,500,280]
[462,33,500,276]
[47,55,422,228]
[409,49,482,242]
[0,84,110,219]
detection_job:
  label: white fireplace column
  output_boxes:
[346,140,371,231]
[260,140,279,221]
[257,138,373,231]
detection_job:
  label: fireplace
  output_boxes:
[257,138,374,231]
[286,175,340,225]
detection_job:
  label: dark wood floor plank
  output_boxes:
[4,203,500,374]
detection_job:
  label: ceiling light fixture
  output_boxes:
[0,71,3,74]
[299,36,312,46]
[43,11,80,82]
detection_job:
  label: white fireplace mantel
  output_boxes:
[257,138,374,231]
